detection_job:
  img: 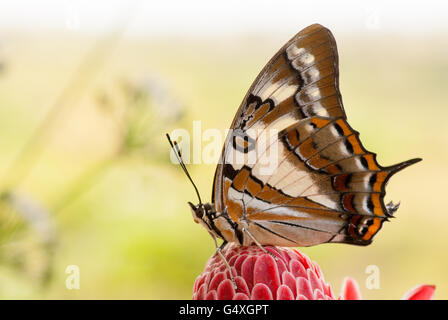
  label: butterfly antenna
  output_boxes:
[166,133,203,205]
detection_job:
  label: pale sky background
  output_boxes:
[0,0,446,36]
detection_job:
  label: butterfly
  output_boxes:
[168,24,421,262]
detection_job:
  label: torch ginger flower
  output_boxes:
[192,244,435,300]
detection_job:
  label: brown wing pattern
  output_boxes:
[212,24,421,247]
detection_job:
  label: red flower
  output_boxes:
[401,284,436,300]
[192,244,435,300]
[340,276,436,300]
[193,243,335,300]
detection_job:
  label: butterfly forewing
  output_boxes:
[212,24,420,247]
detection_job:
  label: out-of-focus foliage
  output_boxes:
[0,192,55,286]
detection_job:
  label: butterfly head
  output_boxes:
[188,201,204,223]
[188,201,220,239]
[188,201,214,224]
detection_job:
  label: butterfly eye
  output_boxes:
[196,207,204,219]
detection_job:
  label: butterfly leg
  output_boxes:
[210,234,237,290]
[241,226,278,261]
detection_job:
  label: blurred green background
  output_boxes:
[0,1,447,299]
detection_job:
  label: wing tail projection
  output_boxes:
[230,115,421,246]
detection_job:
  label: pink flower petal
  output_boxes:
[307,268,324,293]
[202,271,213,289]
[324,282,335,298]
[233,254,248,275]
[296,277,313,300]
[233,292,249,300]
[402,285,436,300]
[225,250,237,261]
[228,254,239,266]
[289,259,307,278]
[233,276,250,296]
[340,277,362,300]
[281,271,297,295]
[254,254,281,299]
[209,271,226,292]
[314,289,325,300]
[313,261,324,279]
[217,279,235,300]
[251,283,274,300]
[276,259,288,278]
[205,290,217,300]
[277,285,295,300]
[193,273,206,292]
[265,246,283,260]
[195,283,207,300]
[241,255,258,291]
[293,249,312,270]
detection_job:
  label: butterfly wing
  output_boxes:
[212,24,421,246]
[213,23,344,209]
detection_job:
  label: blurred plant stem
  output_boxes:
[51,156,118,214]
